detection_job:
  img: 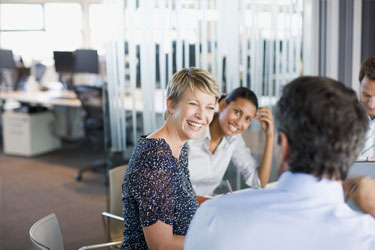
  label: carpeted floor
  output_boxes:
[0,142,109,250]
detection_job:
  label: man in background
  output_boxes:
[359,57,375,160]
[185,76,375,250]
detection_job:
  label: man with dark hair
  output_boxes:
[185,76,375,250]
[359,57,375,160]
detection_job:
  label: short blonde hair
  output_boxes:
[165,67,220,119]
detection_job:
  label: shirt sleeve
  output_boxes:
[358,125,374,160]
[231,134,261,188]
[130,156,174,227]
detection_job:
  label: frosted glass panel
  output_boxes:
[104,0,303,153]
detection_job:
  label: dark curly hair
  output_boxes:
[359,57,375,82]
[275,76,368,180]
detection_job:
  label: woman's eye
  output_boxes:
[234,109,240,114]
[207,107,215,111]
[189,102,198,106]
[246,117,252,122]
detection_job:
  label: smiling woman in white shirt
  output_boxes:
[187,87,274,196]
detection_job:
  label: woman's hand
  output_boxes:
[256,107,274,137]
[256,107,274,188]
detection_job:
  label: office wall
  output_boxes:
[361,0,375,60]
[338,0,354,88]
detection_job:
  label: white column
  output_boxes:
[352,0,362,95]
[326,0,339,80]
[302,0,319,76]
[81,1,91,48]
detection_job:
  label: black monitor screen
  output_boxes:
[53,51,75,73]
[0,49,15,69]
[74,49,99,74]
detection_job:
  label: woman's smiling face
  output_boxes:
[218,97,257,136]
[169,87,216,141]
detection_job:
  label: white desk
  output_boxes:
[0,90,81,107]
[0,88,166,142]
[0,89,165,113]
[0,90,83,145]
[2,111,62,156]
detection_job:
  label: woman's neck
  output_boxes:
[148,121,185,159]
[208,115,225,151]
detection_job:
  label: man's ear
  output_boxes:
[218,98,227,112]
[277,132,291,177]
[279,132,290,162]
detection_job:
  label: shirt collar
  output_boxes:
[276,171,344,204]
[196,127,211,141]
[368,115,375,125]
[195,123,238,148]
[224,133,237,144]
[199,126,236,144]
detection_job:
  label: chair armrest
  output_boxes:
[101,212,124,242]
[102,212,124,221]
[78,241,121,250]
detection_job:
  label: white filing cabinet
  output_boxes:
[2,111,61,156]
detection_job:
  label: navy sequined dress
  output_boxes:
[120,137,198,249]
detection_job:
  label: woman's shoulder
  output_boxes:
[130,137,176,170]
[134,137,171,154]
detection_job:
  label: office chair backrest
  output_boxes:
[74,85,104,146]
[74,85,103,122]
[29,213,64,250]
[108,165,127,241]
[35,63,47,83]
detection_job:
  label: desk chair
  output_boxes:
[73,85,105,181]
[35,63,46,83]
[102,165,127,246]
[29,213,121,250]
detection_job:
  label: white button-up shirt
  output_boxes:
[359,116,375,160]
[187,128,260,196]
[185,171,375,250]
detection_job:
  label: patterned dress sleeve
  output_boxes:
[130,155,174,227]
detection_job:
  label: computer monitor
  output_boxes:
[53,51,75,73]
[348,161,375,178]
[0,49,16,69]
[74,49,99,74]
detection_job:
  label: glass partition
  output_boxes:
[103,0,304,191]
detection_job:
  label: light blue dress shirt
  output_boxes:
[185,171,375,250]
[359,116,375,160]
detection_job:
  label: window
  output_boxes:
[0,4,44,31]
[89,4,108,55]
[0,3,82,65]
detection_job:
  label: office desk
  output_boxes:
[0,90,81,107]
[0,90,83,147]
[0,88,165,142]
[0,89,165,112]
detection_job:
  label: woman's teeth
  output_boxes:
[188,121,202,128]
[229,124,238,132]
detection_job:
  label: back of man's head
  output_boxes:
[276,76,368,180]
[359,57,375,82]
